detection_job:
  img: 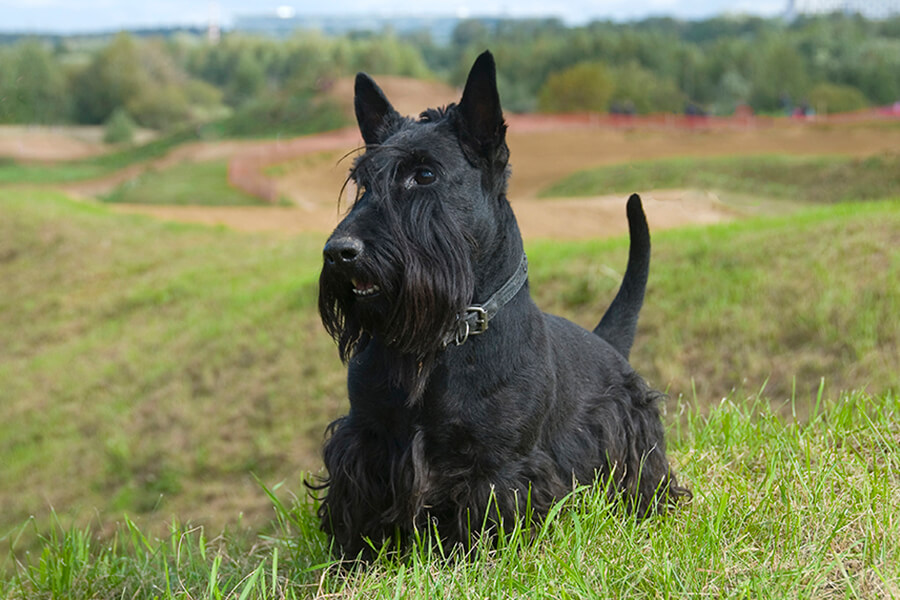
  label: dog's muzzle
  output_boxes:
[323,236,382,299]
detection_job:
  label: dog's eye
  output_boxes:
[412,167,436,186]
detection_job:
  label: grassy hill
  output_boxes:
[1,187,898,597]
[540,153,900,205]
[100,160,270,206]
[4,391,898,598]
[0,189,339,546]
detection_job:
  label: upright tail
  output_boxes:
[593,194,650,360]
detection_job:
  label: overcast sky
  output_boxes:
[2,0,790,33]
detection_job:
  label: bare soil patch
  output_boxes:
[0,125,157,162]
[112,188,737,240]
[514,189,739,239]
[0,126,106,161]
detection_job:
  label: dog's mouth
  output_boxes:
[351,278,381,298]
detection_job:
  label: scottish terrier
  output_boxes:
[315,51,689,560]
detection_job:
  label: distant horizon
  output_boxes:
[1,0,793,35]
[3,0,896,35]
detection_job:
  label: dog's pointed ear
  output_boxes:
[458,51,507,157]
[355,73,400,146]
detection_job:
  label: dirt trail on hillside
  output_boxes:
[0,125,158,162]
[0,127,104,161]
[111,115,900,240]
[112,188,734,240]
[10,73,898,241]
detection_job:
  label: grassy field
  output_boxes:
[0,188,336,546]
[1,175,898,596]
[540,153,900,204]
[3,390,898,598]
[101,160,270,206]
[531,200,899,405]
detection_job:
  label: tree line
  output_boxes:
[1,13,898,134]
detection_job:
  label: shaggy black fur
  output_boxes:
[314,50,690,560]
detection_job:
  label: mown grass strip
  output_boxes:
[540,153,900,203]
[100,160,269,206]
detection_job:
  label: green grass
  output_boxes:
[4,389,898,599]
[540,153,900,204]
[528,200,899,406]
[100,160,270,206]
[1,188,898,597]
[0,188,338,555]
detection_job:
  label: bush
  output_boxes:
[219,92,346,138]
[103,108,137,145]
[537,62,614,113]
[807,82,869,115]
[609,62,685,114]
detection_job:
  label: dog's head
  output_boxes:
[318,51,510,373]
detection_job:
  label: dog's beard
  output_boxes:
[318,201,475,401]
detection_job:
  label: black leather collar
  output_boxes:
[444,253,528,347]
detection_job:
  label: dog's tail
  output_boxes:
[593,194,650,360]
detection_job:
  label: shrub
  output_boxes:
[537,62,614,113]
[807,82,869,114]
[103,107,137,145]
[609,62,685,114]
[219,92,346,138]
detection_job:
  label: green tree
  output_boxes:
[750,36,811,112]
[226,49,265,107]
[0,40,68,123]
[714,70,753,115]
[452,20,491,49]
[609,62,684,113]
[348,35,431,78]
[807,82,868,114]
[847,39,900,105]
[71,33,145,124]
[71,33,224,129]
[537,62,614,113]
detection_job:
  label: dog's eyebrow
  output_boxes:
[406,150,438,166]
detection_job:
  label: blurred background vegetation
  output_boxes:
[1,13,898,137]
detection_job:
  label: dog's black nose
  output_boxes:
[323,236,364,266]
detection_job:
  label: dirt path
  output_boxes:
[0,125,157,162]
[111,115,897,240]
[111,188,736,240]
[9,81,898,241]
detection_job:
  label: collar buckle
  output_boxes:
[467,306,489,336]
[444,253,528,348]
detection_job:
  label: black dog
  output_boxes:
[316,51,689,560]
